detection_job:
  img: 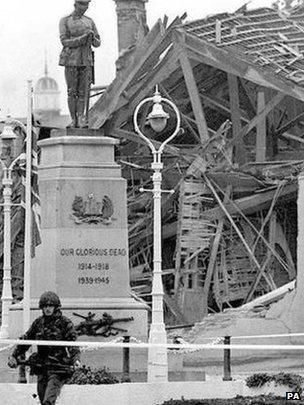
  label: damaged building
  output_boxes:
[87,3,304,324]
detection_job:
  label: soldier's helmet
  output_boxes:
[39,291,61,309]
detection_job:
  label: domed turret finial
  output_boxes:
[44,48,48,77]
[33,54,61,121]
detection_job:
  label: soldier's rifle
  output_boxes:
[16,355,76,375]
[73,311,97,336]
[73,311,134,337]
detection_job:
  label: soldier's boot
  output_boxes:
[77,98,88,129]
[67,97,78,128]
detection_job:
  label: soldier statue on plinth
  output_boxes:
[59,0,100,128]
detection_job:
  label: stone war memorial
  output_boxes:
[10,129,148,340]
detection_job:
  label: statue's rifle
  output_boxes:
[85,47,95,125]
[92,51,95,85]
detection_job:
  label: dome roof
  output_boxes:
[35,76,59,92]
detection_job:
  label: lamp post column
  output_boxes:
[133,87,181,382]
[0,167,13,338]
[147,158,168,382]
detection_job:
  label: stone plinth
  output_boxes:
[10,129,147,339]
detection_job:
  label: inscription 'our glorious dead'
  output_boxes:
[60,248,127,257]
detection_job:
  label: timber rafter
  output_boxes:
[173,31,209,143]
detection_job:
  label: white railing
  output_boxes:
[1,333,304,350]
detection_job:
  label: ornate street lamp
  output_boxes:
[0,121,25,338]
[133,86,181,382]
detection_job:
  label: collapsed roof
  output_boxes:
[84,5,304,323]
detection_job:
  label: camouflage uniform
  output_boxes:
[59,10,100,127]
[11,292,80,405]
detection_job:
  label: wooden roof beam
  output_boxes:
[105,48,180,132]
[256,90,267,162]
[199,92,250,123]
[280,131,304,144]
[173,32,209,144]
[182,29,304,102]
[232,91,285,147]
[159,85,201,143]
[114,45,179,113]
[203,186,231,299]
[274,110,304,138]
[245,212,278,302]
[201,182,297,221]
[228,73,247,165]
[238,79,256,119]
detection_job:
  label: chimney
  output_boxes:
[113,0,149,55]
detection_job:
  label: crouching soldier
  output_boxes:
[8,291,81,405]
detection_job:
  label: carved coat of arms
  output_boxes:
[71,194,116,225]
